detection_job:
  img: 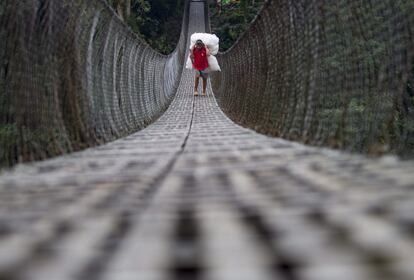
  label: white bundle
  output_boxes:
[185,32,221,72]
[185,54,221,72]
[190,33,220,55]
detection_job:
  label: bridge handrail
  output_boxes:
[212,0,414,157]
[0,0,190,167]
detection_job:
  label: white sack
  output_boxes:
[189,33,220,55]
[206,55,221,72]
[209,45,219,55]
[185,32,221,72]
[186,56,193,69]
[185,54,221,72]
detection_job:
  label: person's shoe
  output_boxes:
[202,91,206,96]
[194,91,198,96]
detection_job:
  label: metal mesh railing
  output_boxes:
[0,0,189,167]
[212,0,414,157]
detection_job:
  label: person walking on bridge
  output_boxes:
[190,39,210,96]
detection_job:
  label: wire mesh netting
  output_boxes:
[212,0,414,157]
[0,0,189,168]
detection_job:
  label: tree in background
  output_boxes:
[209,0,264,51]
[107,0,131,21]
[107,0,184,54]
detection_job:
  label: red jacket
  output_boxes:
[192,46,209,70]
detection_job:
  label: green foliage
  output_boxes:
[348,98,365,114]
[107,0,184,54]
[209,0,265,51]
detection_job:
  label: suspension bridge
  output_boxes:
[1,0,414,279]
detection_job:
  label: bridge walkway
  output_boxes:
[1,1,414,280]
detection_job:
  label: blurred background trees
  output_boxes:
[107,0,185,54]
[209,0,265,51]
[107,0,265,53]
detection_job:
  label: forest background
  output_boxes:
[106,0,265,53]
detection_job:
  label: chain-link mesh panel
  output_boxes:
[212,0,414,156]
[0,0,189,167]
